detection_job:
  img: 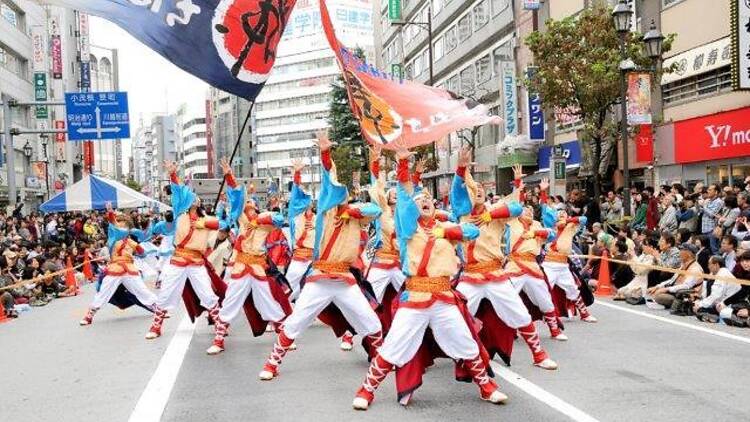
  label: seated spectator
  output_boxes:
[695,235,712,273]
[716,251,750,326]
[692,256,742,322]
[647,242,703,309]
[615,236,659,302]
[720,235,738,271]
[731,216,749,242]
[646,232,681,288]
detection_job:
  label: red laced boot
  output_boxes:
[259,330,294,381]
[363,331,383,358]
[574,297,598,323]
[352,354,393,411]
[464,355,508,404]
[207,318,229,355]
[145,307,167,340]
[543,312,568,341]
[518,323,558,370]
[340,331,354,351]
[79,308,97,326]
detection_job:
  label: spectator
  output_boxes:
[616,236,658,302]
[718,195,740,234]
[677,194,700,233]
[693,256,741,322]
[648,242,703,309]
[694,235,712,274]
[646,232,681,288]
[718,251,750,326]
[720,235,738,271]
[658,194,678,233]
[699,184,724,254]
[631,193,647,230]
[645,188,660,231]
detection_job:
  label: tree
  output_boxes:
[125,178,142,192]
[525,1,673,200]
[327,47,367,189]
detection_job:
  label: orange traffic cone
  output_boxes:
[83,250,94,282]
[0,302,10,324]
[595,249,615,297]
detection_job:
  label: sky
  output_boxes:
[88,17,208,123]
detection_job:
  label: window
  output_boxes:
[460,66,475,95]
[434,37,445,61]
[433,0,443,15]
[0,1,21,30]
[662,65,732,105]
[0,43,28,81]
[257,130,317,144]
[473,0,489,29]
[448,75,459,93]
[475,54,491,83]
[184,132,207,142]
[457,14,472,42]
[491,0,509,16]
[445,26,458,52]
[413,54,423,76]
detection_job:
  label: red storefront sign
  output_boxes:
[674,107,750,164]
[635,124,653,163]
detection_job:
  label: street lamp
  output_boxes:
[642,20,665,60]
[612,2,664,217]
[23,141,33,158]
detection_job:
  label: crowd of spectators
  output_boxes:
[0,207,110,319]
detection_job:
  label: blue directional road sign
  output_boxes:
[64,91,130,141]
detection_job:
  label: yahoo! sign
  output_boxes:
[674,107,750,163]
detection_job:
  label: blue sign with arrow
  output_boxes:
[64,91,130,141]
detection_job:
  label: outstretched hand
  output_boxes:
[512,164,526,180]
[219,157,232,175]
[291,158,305,172]
[540,177,550,192]
[314,130,335,152]
[457,146,473,168]
[392,138,414,161]
[164,160,178,175]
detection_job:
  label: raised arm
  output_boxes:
[220,157,245,227]
[505,164,525,203]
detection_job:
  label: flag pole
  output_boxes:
[214,102,254,207]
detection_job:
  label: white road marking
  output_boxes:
[596,301,750,345]
[491,363,600,422]
[128,316,196,422]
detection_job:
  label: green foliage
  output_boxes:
[125,178,142,192]
[328,47,367,189]
[525,1,674,196]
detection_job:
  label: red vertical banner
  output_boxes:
[83,141,94,173]
[205,99,214,177]
[635,124,653,163]
[55,120,66,160]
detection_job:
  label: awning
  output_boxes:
[40,174,170,213]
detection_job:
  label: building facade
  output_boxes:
[88,45,120,180]
[254,0,374,196]
[176,101,209,179]
[377,0,515,193]
[208,87,254,179]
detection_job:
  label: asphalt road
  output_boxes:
[3,284,750,422]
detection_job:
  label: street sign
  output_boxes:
[554,160,566,180]
[64,92,130,141]
[34,73,48,119]
[389,0,401,20]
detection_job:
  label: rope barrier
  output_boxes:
[0,257,107,292]
[571,254,750,287]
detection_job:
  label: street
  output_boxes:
[3,284,749,422]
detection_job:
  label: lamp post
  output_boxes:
[40,135,50,200]
[612,1,663,216]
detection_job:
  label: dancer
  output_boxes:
[80,202,157,325]
[150,210,176,274]
[451,147,558,370]
[259,131,383,381]
[352,143,507,411]
[285,158,315,302]
[145,161,223,340]
[207,159,292,355]
[540,193,597,323]
[506,183,566,341]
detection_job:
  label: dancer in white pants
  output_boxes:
[286,158,315,301]
[352,148,507,411]
[80,203,156,325]
[259,132,383,381]
[207,159,290,355]
[451,150,558,369]
[146,161,223,340]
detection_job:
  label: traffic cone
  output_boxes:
[0,302,10,324]
[83,250,94,282]
[595,250,615,297]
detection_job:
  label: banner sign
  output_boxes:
[51,35,63,79]
[635,124,653,163]
[388,0,401,20]
[35,73,49,119]
[626,72,652,125]
[523,0,541,10]
[319,0,500,150]
[674,106,750,164]
[732,0,750,89]
[44,0,298,101]
[79,13,91,63]
[501,61,518,136]
[83,141,95,172]
[537,140,581,171]
[31,26,47,72]
[65,91,130,140]
[526,67,544,141]
[55,120,66,160]
[33,162,48,180]
[662,37,731,85]
[80,62,91,89]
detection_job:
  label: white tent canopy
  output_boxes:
[40,174,170,213]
